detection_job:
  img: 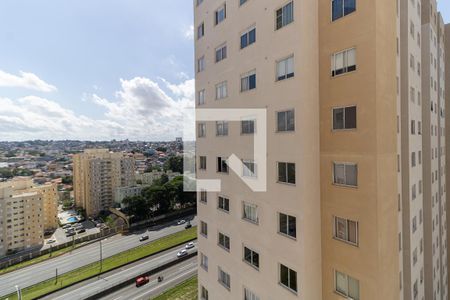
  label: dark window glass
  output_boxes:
[279,213,288,235]
[287,163,296,184]
[344,0,356,15]
[278,163,287,183]
[332,0,344,21]
[288,215,297,238]
[345,106,357,129]
[249,74,256,89]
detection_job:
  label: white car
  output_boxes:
[177,220,186,225]
[177,249,188,258]
[46,239,56,244]
[185,242,195,249]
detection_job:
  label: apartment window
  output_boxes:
[277,162,296,184]
[198,89,205,105]
[332,0,356,21]
[244,288,260,300]
[277,110,295,132]
[240,0,248,6]
[218,232,230,250]
[334,216,358,246]
[243,202,258,223]
[335,270,360,300]
[215,44,227,63]
[275,1,294,30]
[216,121,229,136]
[198,123,206,138]
[332,106,356,130]
[196,0,203,6]
[197,56,205,73]
[244,246,260,269]
[200,190,207,203]
[333,162,357,187]
[215,4,226,25]
[218,196,230,212]
[241,120,255,134]
[240,27,256,49]
[199,156,207,170]
[241,70,256,92]
[276,55,294,81]
[197,22,204,39]
[278,212,296,238]
[217,157,229,173]
[200,221,208,237]
[215,81,228,99]
[201,286,209,300]
[331,48,356,76]
[218,267,231,289]
[200,253,209,271]
[411,152,416,167]
[243,160,257,177]
[279,264,297,292]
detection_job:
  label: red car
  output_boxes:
[136,276,150,287]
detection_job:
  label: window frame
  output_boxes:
[275,1,294,30]
[277,162,296,185]
[215,43,227,63]
[240,70,257,92]
[332,162,358,187]
[214,3,227,26]
[278,263,298,293]
[218,195,230,213]
[242,201,259,224]
[218,231,231,251]
[333,216,359,246]
[334,270,360,300]
[278,212,297,239]
[332,105,357,131]
[331,0,356,22]
[243,245,260,270]
[275,55,295,81]
[240,25,256,49]
[276,109,295,132]
[331,47,357,77]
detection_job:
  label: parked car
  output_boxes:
[135,276,150,287]
[77,229,86,234]
[62,224,71,229]
[65,228,75,234]
[185,242,195,249]
[185,222,192,229]
[46,239,56,244]
[73,224,83,229]
[66,232,76,237]
[177,249,188,258]
[139,235,149,242]
[177,220,186,225]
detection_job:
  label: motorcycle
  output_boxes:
[158,276,164,282]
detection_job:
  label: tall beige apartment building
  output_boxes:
[0,178,58,257]
[195,0,449,299]
[73,149,135,217]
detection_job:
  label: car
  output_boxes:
[73,224,83,229]
[185,223,192,229]
[65,228,75,234]
[46,239,56,244]
[77,229,86,234]
[66,232,76,237]
[177,220,186,225]
[177,249,188,258]
[185,242,195,249]
[135,276,150,287]
[62,224,71,229]
[139,235,149,242]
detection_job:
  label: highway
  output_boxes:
[45,245,197,300]
[0,216,197,297]
[101,257,197,300]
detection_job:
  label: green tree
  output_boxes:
[164,156,183,173]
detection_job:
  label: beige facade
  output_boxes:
[445,22,450,300]
[0,178,58,256]
[73,149,135,217]
[195,0,448,299]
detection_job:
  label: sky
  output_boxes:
[0,2,448,142]
[0,1,195,141]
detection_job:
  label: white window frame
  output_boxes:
[331,47,356,77]
[215,81,228,100]
[242,202,258,224]
[332,162,358,187]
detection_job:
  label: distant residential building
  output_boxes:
[0,178,58,256]
[114,186,143,208]
[73,149,135,217]
[135,170,181,186]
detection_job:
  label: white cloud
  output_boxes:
[183,25,194,40]
[0,77,195,141]
[0,70,57,92]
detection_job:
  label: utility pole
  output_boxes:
[15,285,21,300]
[99,239,103,274]
[55,268,58,284]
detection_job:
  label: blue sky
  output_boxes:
[0,0,195,141]
[0,2,448,141]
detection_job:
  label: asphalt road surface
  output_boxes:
[101,257,197,300]
[48,246,198,300]
[0,216,197,297]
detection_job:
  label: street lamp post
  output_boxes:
[99,239,103,274]
[15,285,21,300]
